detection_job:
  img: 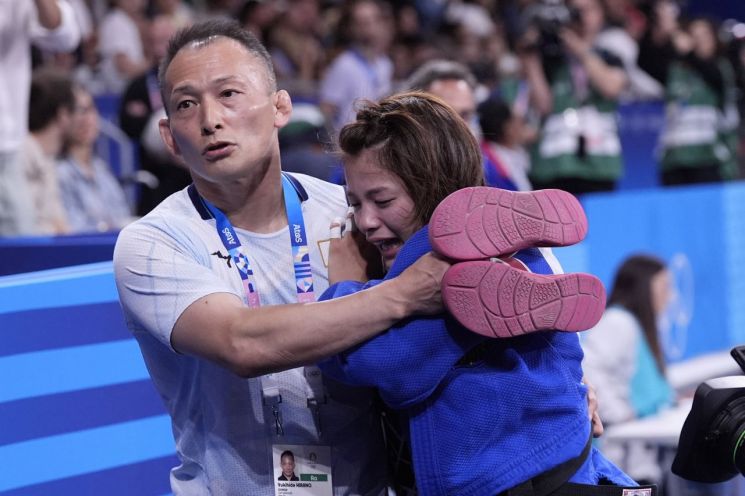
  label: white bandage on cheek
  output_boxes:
[329,217,343,239]
[344,207,354,235]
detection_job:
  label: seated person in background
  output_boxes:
[57,84,133,233]
[319,92,647,496]
[22,68,74,235]
[118,14,191,216]
[581,254,674,484]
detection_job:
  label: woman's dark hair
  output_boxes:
[478,97,513,143]
[608,254,668,373]
[338,91,484,227]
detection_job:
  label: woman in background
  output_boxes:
[57,84,132,233]
[581,254,674,484]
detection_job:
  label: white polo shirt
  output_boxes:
[114,173,387,496]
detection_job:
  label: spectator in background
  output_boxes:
[319,0,395,132]
[98,0,150,94]
[520,0,628,195]
[596,0,664,101]
[58,84,133,233]
[405,59,481,134]
[152,0,195,30]
[639,6,740,185]
[21,68,75,235]
[478,96,533,191]
[581,254,674,485]
[278,103,339,182]
[119,14,190,215]
[0,0,80,236]
[266,0,326,96]
[237,0,280,44]
[405,59,533,190]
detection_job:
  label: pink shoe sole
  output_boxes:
[429,187,588,261]
[443,261,606,338]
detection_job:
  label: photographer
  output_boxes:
[520,0,628,195]
[638,1,740,185]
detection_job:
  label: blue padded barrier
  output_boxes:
[0,262,176,495]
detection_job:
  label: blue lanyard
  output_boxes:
[200,174,315,307]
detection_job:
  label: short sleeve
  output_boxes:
[113,221,240,350]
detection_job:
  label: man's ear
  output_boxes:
[159,117,181,158]
[273,90,292,129]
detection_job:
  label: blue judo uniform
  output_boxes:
[319,227,635,496]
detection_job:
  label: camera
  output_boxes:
[522,0,581,57]
[672,347,745,482]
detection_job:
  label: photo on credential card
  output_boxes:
[273,444,332,496]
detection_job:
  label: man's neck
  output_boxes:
[195,165,288,234]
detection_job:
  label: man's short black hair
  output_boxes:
[280,450,295,460]
[158,19,277,107]
[28,68,75,132]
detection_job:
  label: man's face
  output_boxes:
[351,0,392,51]
[281,455,295,477]
[427,79,478,136]
[159,37,290,185]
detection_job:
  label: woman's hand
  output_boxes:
[328,210,384,285]
[584,376,605,437]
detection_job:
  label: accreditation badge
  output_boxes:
[273,444,332,496]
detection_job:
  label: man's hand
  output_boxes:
[391,252,451,316]
[328,211,383,284]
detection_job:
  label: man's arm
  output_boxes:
[34,0,62,29]
[171,252,449,378]
[30,0,80,51]
[560,28,628,100]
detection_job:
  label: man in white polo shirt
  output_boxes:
[113,19,448,496]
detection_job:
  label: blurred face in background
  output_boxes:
[570,0,605,39]
[285,0,320,33]
[149,16,178,63]
[350,0,393,53]
[427,79,479,137]
[69,87,100,148]
[689,19,718,60]
[651,268,672,317]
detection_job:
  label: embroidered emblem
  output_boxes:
[211,250,232,268]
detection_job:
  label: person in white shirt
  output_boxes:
[0,0,80,236]
[113,19,448,495]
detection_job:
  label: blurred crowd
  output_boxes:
[3,0,745,236]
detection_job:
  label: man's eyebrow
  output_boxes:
[171,83,197,96]
[171,77,244,96]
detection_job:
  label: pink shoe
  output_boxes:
[429,187,588,261]
[443,261,606,338]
